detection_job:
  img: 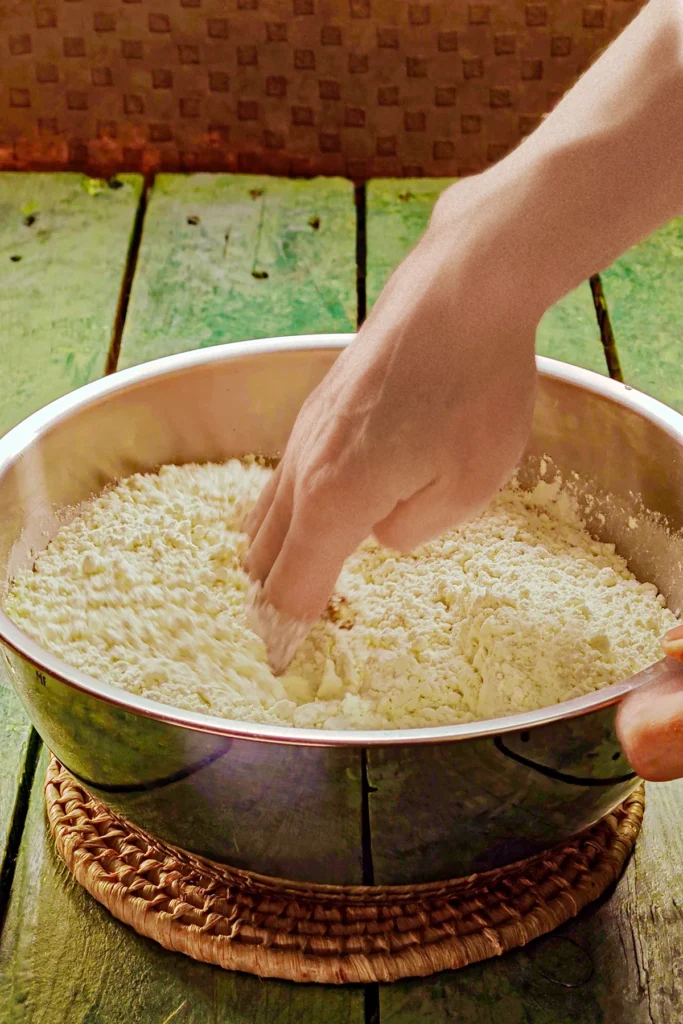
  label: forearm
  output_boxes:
[433,0,683,308]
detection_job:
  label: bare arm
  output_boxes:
[433,0,683,300]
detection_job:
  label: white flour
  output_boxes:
[6,460,677,730]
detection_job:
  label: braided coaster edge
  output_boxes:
[45,756,643,985]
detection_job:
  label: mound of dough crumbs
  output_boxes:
[6,460,678,730]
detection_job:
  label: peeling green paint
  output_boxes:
[120,174,357,368]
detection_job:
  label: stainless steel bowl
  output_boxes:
[1,336,683,886]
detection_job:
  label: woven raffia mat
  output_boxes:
[46,756,643,985]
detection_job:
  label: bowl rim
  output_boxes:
[0,333,681,748]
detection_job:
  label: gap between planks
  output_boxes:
[0,730,41,938]
[355,184,367,328]
[589,273,623,382]
[105,179,151,375]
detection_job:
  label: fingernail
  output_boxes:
[246,581,310,675]
[662,624,683,661]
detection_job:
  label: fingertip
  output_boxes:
[661,623,683,661]
[372,480,454,553]
[616,726,683,783]
[245,580,311,674]
[616,681,683,782]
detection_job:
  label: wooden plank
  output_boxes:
[119,173,357,368]
[366,178,608,375]
[601,216,683,410]
[0,751,365,1024]
[0,173,143,433]
[379,782,683,1024]
[0,171,142,902]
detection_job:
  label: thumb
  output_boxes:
[661,622,683,661]
[373,476,491,552]
[616,632,683,782]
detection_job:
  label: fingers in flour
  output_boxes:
[242,460,284,543]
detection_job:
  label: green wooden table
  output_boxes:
[0,172,681,1024]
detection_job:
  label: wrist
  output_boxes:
[427,162,573,322]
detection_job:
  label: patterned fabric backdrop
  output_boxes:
[0,0,643,178]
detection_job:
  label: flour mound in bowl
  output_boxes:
[5,460,677,730]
